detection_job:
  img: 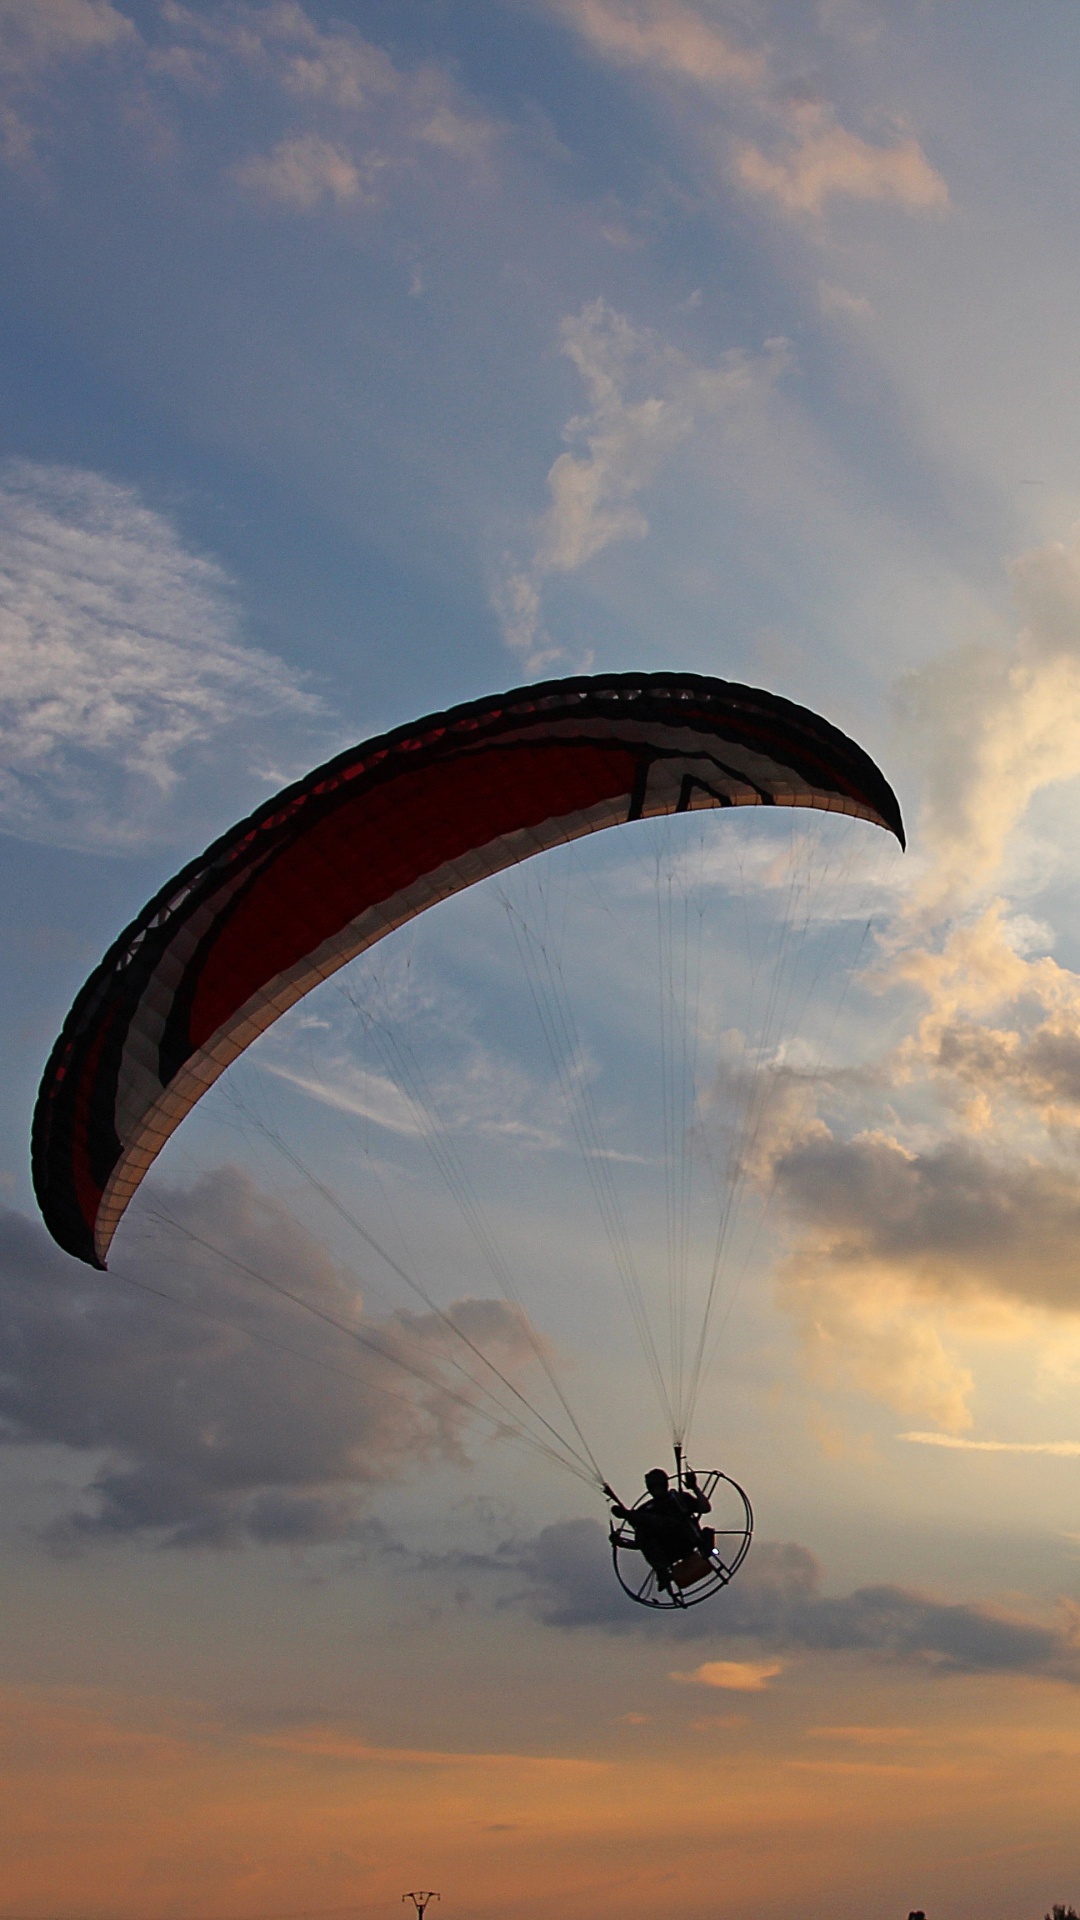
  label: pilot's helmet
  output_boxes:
[645,1468,670,1493]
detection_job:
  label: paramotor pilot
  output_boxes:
[608,1467,715,1593]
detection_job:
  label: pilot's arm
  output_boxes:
[684,1470,711,1516]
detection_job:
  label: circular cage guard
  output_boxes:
[609,1467,753,1610]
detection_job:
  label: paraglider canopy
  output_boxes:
[32,670,904,1273]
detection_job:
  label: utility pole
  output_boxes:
[403,1894,440,1920]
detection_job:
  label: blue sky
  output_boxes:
[7,5,1080,1918]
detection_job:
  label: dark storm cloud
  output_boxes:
[772,1127,1080,1312]
[0,1171,534,1547]
[504,1521,1080,1679]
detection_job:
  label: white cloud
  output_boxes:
[262,1016,576,1155]
[749,519,1080,1432]
[0,461,320,850]
[760,932,1080,1428]
[900,524,1080,923]
[495,300,788,665]
[884,904,1080,1139]
[260,1060,425,1137]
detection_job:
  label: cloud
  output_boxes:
[0,0,132,68]
[0,0,134,161]
[758,1067,1080,1428]
[267,965,581,1153]
[231,132,367,207]
[775,1124,1080,1312]
[550,3,945,234]
[158,2,496,209]
[495,301,788,664]
[1,0,497,200]
[553,0,765,89]
[900,525,1080,922]
[263,1045,572,1153]
[752,955,1080,1441]
[735,104,948,218]
[504,1522,1080,1680]
[818,281,875,321]
[261,1060,425,1136]
[671,1659,782,1691]
[901,1432,1080,1457]
[154,0,399,102]
[773,555,1080,1411]
[0,460,321,849]
[541,301,788,574]
[742,673,1080,1428]
[415,101,495,160]
[778,1250,977,1433]
[248,2,400,108]
[0,1173,540,1547]
[759,526,1080,1405]
[885,904,1080,1138]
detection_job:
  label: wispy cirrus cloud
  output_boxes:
[901,1433,1080,1457]
[262,1048,574,1154]
[0,460,322,850]
[261,1060,425,1137]
[493,300,788,665]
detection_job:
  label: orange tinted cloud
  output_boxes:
[670,1659,783,1692]
[736,107,948,218]
[554,0,764,89]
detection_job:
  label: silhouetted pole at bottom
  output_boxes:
[404,1893,440,1920]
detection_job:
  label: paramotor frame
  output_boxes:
[608,1455,753,1610]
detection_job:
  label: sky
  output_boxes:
[7,3,1080,1918]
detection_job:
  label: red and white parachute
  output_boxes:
[34,671,903,1275]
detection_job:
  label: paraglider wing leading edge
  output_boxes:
[32,671,905,1269]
